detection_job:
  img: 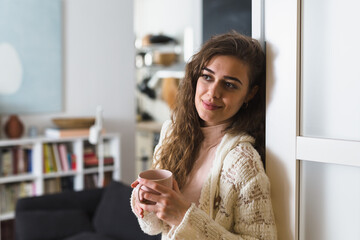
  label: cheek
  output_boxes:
[225,96,245,113]
[195,81,204,101]
[195,81,206,112]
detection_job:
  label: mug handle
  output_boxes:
[137,184,156,205]
[137,184,144,203]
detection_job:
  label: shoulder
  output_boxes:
[160,119,172,133]
[158,120,172,142]
[220,133,267,189]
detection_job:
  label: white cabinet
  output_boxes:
[135,121,162,176]
[0,133,120,223]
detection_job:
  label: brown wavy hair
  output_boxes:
[153,31,266,189]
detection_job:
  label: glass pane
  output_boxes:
[301,0,360,140]
[300,161,360,240]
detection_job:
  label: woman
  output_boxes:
[131,32,277,239]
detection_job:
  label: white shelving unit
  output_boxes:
[0,133,121,224]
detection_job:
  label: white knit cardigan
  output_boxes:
[130,121,277,240]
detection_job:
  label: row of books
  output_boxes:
[1,219,14,240]
[43,143,76,173]
[83,144,114,168]
[44,176,74,194]
[0,182,35,214]
[0,147,32,177]
[84,172,113,189]
[0,144,115,177]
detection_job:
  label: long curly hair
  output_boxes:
[153,32,266,189]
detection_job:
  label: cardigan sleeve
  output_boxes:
[130,188,164,235]
[167,173,277,240]
[129,120,173,235]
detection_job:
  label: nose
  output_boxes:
[208,81,221,98]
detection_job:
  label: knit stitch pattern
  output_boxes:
[130,121,277,240]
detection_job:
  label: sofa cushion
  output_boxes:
[15,209,93,240]
[93,181,158,240]
[64,232,117,240]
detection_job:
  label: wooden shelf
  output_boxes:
[136,121,162,133]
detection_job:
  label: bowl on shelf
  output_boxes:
[52,117,95,129]
[153,52,177,66]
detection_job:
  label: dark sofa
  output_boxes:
[15,181,161,240]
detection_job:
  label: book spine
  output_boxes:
[1,149,13,176]
[58,144,69,171]
[49,144,58,172]
[43,144,50,173]
[12,148,18,175]
[17,147,26,174]
[26,148,33,173]
[0,149,3,176]
[52,143,62,172]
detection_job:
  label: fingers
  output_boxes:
[142,191,162,204]
[137,179,169,194]
[131,180,139,188]
[135,204,144,218]
[133,192,144,218]
[139,201,159,213]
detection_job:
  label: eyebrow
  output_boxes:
[202,67,243,85]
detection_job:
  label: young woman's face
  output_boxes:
[195,55,256,126]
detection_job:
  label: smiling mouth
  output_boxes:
[202,100,221,110]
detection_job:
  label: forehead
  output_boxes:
[204,55,249,76]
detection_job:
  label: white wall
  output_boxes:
[134,0,202,52]
[8,0,136,184]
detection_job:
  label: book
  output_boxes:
[0,150,2,176]
[44,178,61,194]
[12,148,18,175]
[1,149,13,176]
[43,144,51,173]
[1,219,15,240]
[0,182,34,213]
[52,143,62,172]
[61,176,74,191]
[70,153,76,170]
[58,144,69,171]
[45,128,105,138]
[84,173,97,189]
[84,153,114,167]
[83,147,114,167]
[24,148,32,173]
[17,147,26,174]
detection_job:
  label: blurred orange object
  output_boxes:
[153,52,177,66]
[162,78,179,109]
[52,117,95,129]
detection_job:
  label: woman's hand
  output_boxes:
[137,178,191,226]
[131,180,144,218]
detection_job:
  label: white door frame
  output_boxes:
[258,0,301,239]
[261,0,360,239]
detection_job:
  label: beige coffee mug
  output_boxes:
[137,169,173,204]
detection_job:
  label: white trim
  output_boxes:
[0,212,14,221]
[252,0,265,50]
[265,0,300,239]
[0,173,36,184]
[297,137,360,167]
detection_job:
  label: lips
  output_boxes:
[202,100,221,110]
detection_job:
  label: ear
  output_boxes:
[245,85,259,103]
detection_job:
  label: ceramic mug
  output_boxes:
[137,169,173,204]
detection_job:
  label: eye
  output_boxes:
[201,74,211,81]
[224,81,237,89]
